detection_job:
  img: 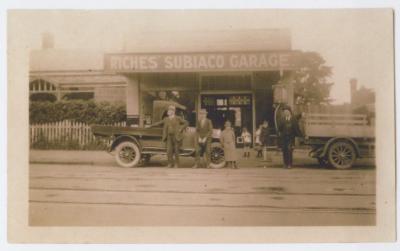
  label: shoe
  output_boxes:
[287,165,292,169]
[174,164,179,168]
[192,164,199,169]
[167,164,173,168]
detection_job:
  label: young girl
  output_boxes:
[241,127,252,159]
[220,121,238,168]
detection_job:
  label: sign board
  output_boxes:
[104,51,300,73]
[201,94,252,107]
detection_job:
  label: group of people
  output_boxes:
[161,104,300,169]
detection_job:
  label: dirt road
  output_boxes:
[29,162,375,226]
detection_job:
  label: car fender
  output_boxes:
[321,137,360,158]
[111,135,141,151]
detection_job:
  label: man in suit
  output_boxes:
[277,108,300,169]
[192,109,213,168]
[162,105,188,168]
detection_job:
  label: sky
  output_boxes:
[14,9,393,104]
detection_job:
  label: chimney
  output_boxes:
[349,78,358,104]
[41,32,54,49]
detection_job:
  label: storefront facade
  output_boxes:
[104,50,300,137]
[29,29,300,138]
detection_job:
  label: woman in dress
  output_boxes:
[220,121,238,169]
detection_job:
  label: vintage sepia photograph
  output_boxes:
[7,8,396,243]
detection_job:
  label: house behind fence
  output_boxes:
[30,120,126,150]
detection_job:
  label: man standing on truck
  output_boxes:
[162,105,188,168]
[192,109,213,168]
[278,108,300,169]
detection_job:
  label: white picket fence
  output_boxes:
[30,120,126,146]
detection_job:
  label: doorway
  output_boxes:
[200,93,253,141]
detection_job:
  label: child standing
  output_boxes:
[241,127,252,159]
[220,121,238,169]
[255,124,263,158]
[260,120,271,164]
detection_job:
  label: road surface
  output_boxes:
[29,160,375,226]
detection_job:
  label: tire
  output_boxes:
[115,141,141,168]
[209,142,226,169]
[327,141,356,169]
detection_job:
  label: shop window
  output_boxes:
[201,94,252,133]
[141,90,197,127]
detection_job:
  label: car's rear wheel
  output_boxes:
[209,142,225,169]
[115,141,141,168]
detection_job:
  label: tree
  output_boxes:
[281,51,334,105]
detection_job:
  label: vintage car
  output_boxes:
[91,100,226,168]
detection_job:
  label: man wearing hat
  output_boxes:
[277,108,300,169]
[192,109,213,168]
[162,105,188,168]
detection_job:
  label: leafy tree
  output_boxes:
[281,51,334,105]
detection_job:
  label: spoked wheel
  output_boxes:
[327,141,356,169]
[115,141,141,168]
[209,142,225,169]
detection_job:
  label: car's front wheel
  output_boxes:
[209,142,226,168]
[115,141,141,168]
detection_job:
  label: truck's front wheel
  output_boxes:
[115,141,141,168]
[327,141,356,169]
